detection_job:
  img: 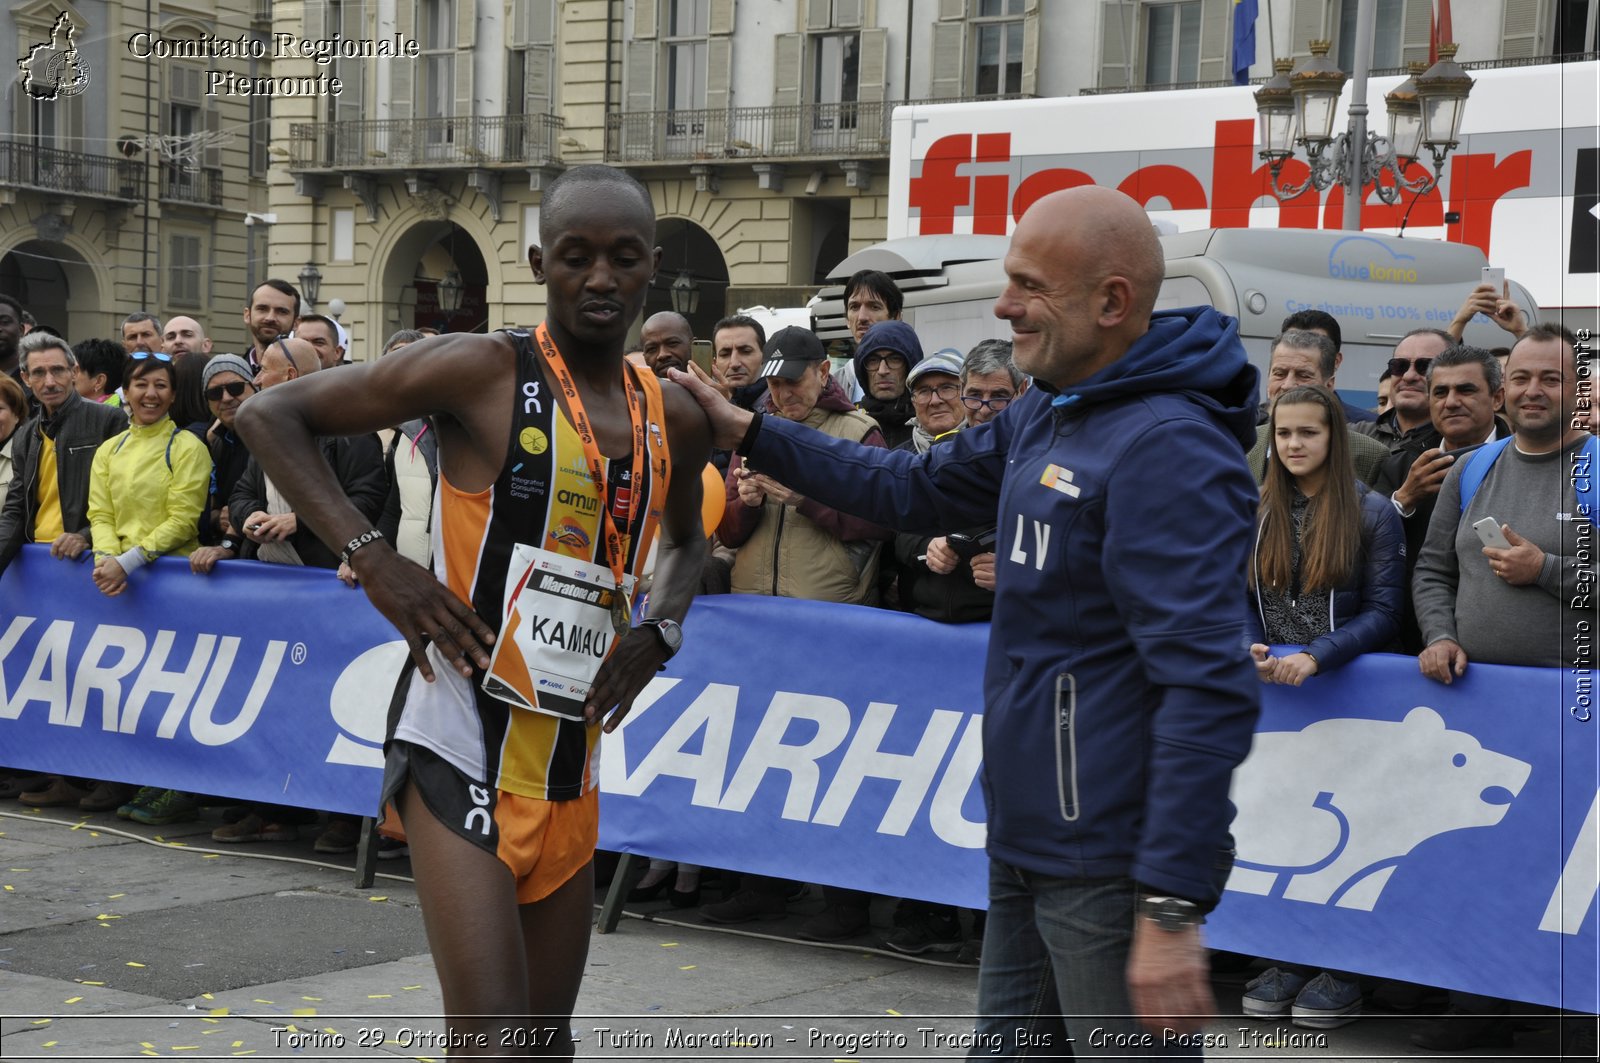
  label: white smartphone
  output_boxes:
[1481,266,1506,294]
[1472,516,1512,550]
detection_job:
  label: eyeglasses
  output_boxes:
[961,393,1014,412]
[205,381,253,402]
[25,364,72,381]
[1387,357,1433,377]
[862,353,907,371]
[131,350,174,363]
[911,382,961,403]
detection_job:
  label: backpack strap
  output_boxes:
[1457,436,1514,514]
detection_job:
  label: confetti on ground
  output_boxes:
[96,914,121,921]
[678,965,696,971]
[172,1046,200,1051]
[232,1042,243,1049]
[79,980,105,986]
[203,853,220,859]
[70,822,84,830]
[886,1008,902,1016]
[142,1042,156,1048]
[9,868,30,872]
[659,942,679,948]
[369,895,388,901]
[42,1040,57,1047]
[126,961,146,967]
[64,996,82,1004]
[3,886,12,892]
[293,1007,316,1016]
[31,1019,51,1026]
[301,996,322,1002]
[368,993,392,999]
[402,985,423,991]
[109,893,126,899]
[252,999,275,1004]
[201,1017,219,1025]
[202,993,214,1000]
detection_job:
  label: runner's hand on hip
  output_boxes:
[353,545,495,682]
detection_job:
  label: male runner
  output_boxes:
[237,165,710,1058]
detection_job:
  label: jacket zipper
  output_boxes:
[770,501,785,597]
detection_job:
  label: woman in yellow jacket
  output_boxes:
[87,351,212,597]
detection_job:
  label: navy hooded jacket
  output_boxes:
[742,307,1262,904]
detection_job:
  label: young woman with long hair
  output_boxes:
[1242,384,1405,1029]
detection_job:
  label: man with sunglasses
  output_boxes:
[189,354,258,575]
[0,331,127,579]
[1353,328,1453,451]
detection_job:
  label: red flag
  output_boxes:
[1430,0,1453,64]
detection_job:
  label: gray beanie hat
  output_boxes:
[202,353,254,389]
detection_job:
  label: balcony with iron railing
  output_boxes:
[287,113,564,172]
[0,139,141,202]
[160,162,224,207]
[604,96,1032,165]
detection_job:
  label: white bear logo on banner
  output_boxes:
[325,641,411,768]
[1226,706,1532,910]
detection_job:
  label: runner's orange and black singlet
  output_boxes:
[387,325,672,801]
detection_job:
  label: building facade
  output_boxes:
[3,0,273,349]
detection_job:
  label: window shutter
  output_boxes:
[1399,0,1432,65]
[1289,0,1330,60]
[1099,1,1132,89]
[704,36,732,147]
[1020,0,1040,95]
[624,38,658,111]
[203,100,221,167]
[304,0,327,40]
[772,32,804,152]
[338,0,365,121]
[835,0,864,29]
[509,0,530,45]
[455,51,474,117]
[456,0,476,48]
[806,0,832,31]
[709,0,735,34]
[854,27,887,150]
[524,42,553,116]
[1500,0,1543,58]
[938,0,968,20]
[391,0,416,121]
[931,20,966,97]
[1198,0,1229,81]
[633,0,657,39]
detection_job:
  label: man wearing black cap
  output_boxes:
[704,325,893,929]
[716,327,892,607]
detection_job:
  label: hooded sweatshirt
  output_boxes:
[740,307,1262,905]
[853,321,924,450]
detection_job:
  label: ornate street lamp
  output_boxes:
[438,269,464,314]
[1251,0,1472,228]
[669,268,699,315]
[297,262,322,309]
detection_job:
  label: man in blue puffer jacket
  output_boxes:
[671,186,1261,1059]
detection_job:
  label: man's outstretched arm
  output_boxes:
[235,335,506,681]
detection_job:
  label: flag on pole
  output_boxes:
[1429,0,1454,63]
[1232,0,1260,85]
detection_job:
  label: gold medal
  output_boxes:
[610,585,632,638]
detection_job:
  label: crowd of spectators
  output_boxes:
[0,270,1591,1050]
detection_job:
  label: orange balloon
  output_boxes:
[700,462,725,533]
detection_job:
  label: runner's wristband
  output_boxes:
[340,528,385,565]
[736,412,763,456]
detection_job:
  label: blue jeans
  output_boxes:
[973,862,1204,1061]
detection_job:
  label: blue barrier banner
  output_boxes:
[0,550,404,817]
[1,547,1594,1010]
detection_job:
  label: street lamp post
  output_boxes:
[298,262,322,311]
[437,270,464,315]
[1253,0,1473,231]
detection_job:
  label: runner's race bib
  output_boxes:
[481,544,633,721]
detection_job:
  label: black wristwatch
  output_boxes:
[636,617,683,660]
[1138,895,1203,932]
[218,537,238,553]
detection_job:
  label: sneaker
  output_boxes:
[129,790,200,826]
[1291,971,1362,1029]
[117,786,163,820]
[796,904,871,942]
[1242,967,1308,1019]
[701,888,787,924]
[19,776,89,808]
[1409,1012,1515,1051]
[212,813,297,843]
[884,911,963,955]
[376,836,410,861]
[313,819,361,854]
[79,780,134,812]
